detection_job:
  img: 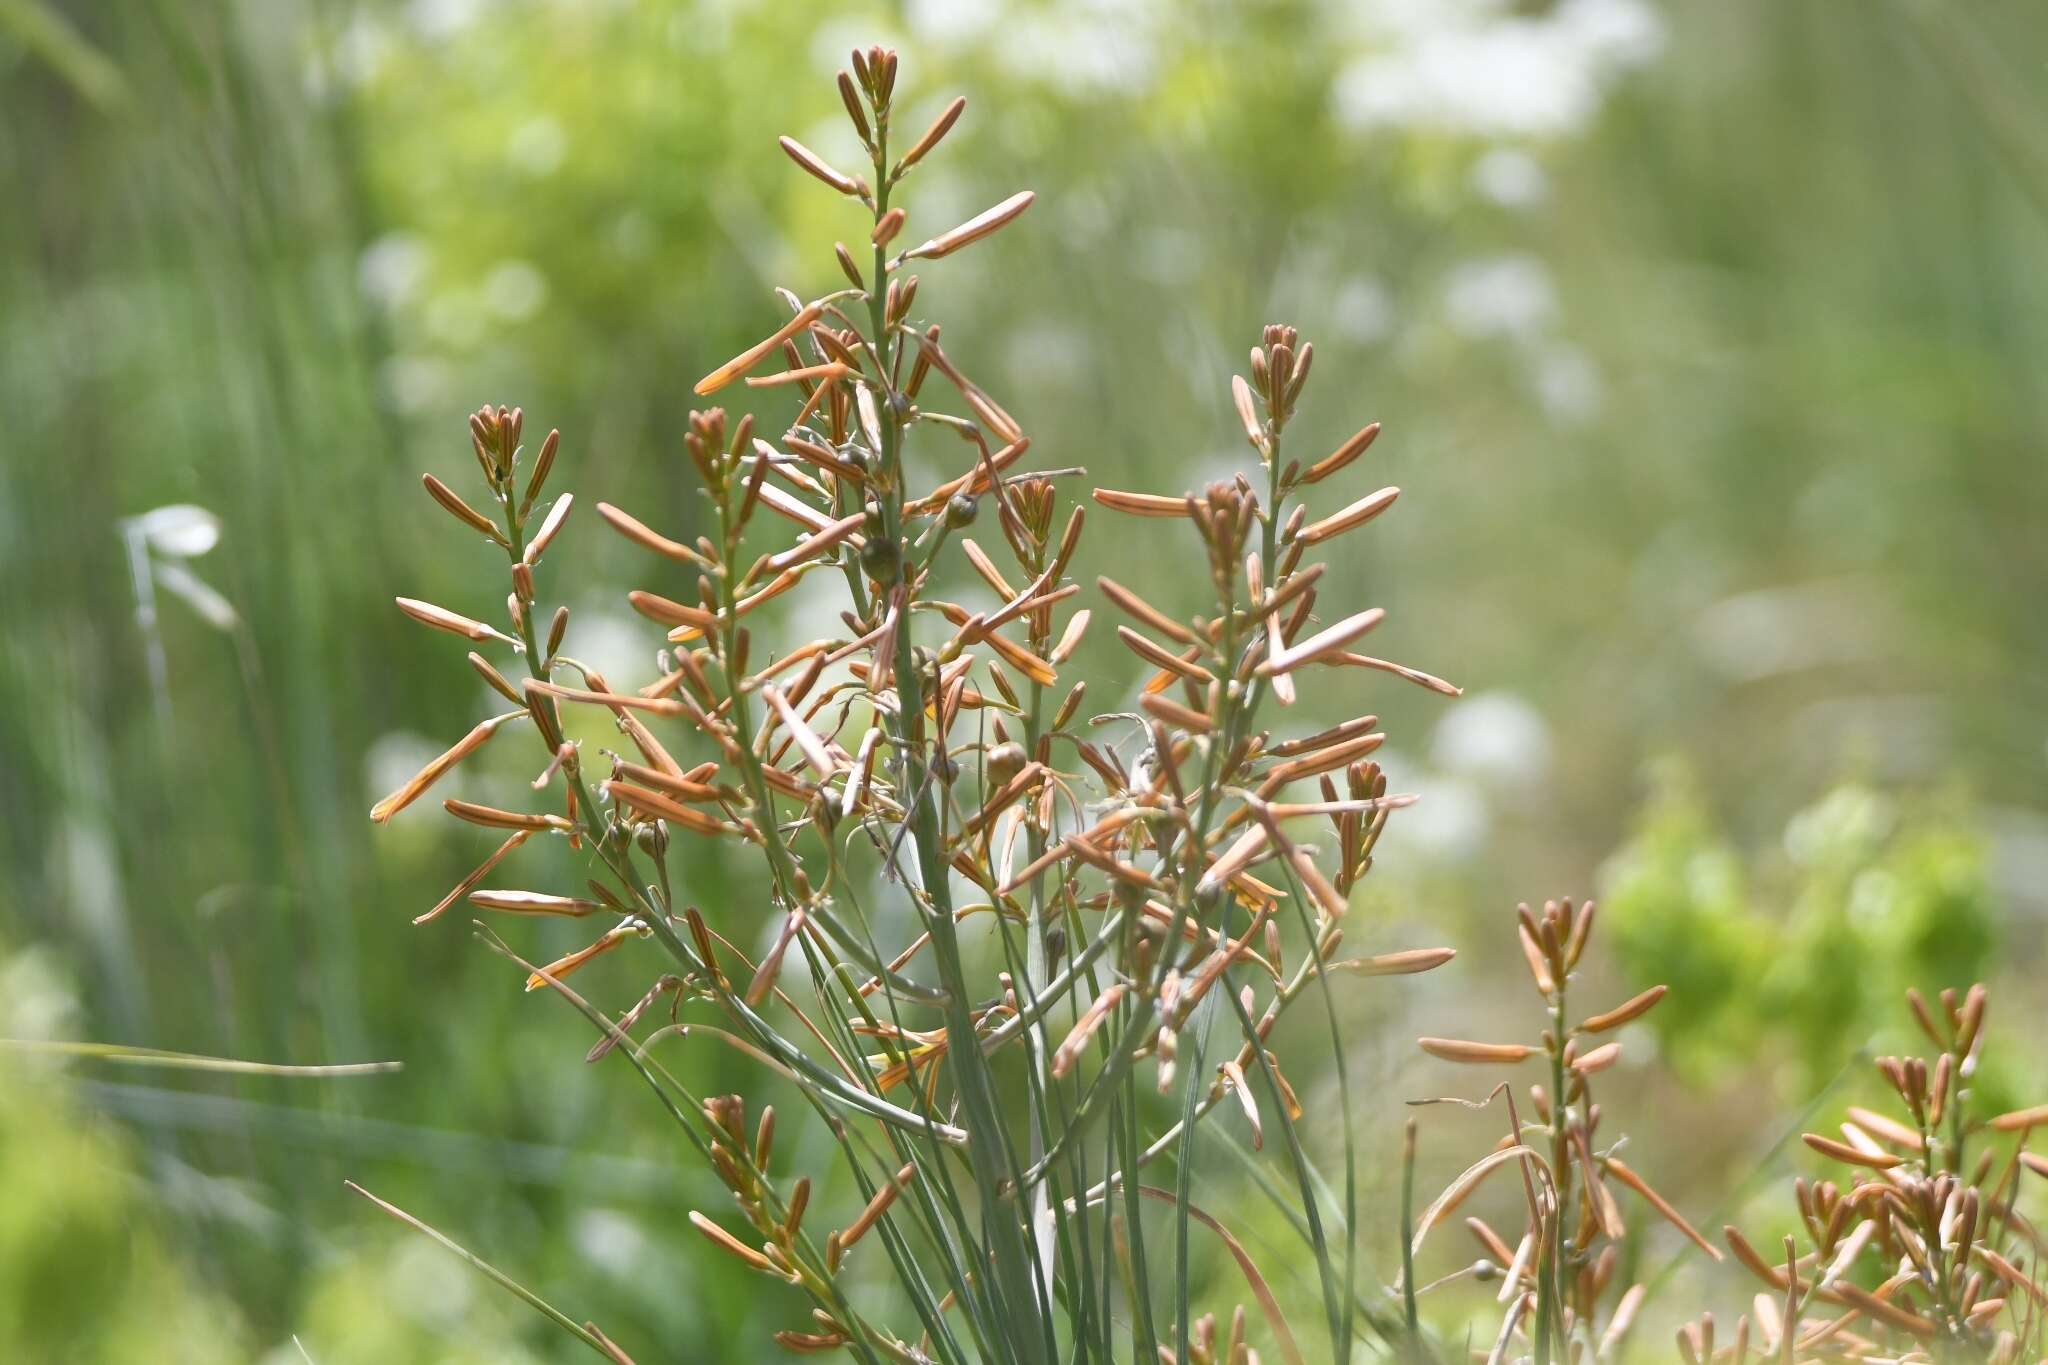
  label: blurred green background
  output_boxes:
[3,0,2045,1359]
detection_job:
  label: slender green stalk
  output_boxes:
[0,1040,400,1076]
[347,1181,619,1359]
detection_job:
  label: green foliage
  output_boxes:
[1600,763,1997,1089]
[0,1064,246,1362]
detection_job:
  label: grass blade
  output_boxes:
[344,1180,625,1360]
[0,1039,401,1077]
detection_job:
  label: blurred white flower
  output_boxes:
[506,115,567,176]
[1333,274,1394,344]
[484,260,548,321]
[155,560,239,630]
[563,603,654,685]
[1133,226,1200,287]
[1692,579,1884,681]
[130,503,220,558]
[610,210,654,260]
[1376,753,1490,859]
[387,1236,474,1324]
[1443,254,1556,341]
[1533,342,1602,423]
[379,353,457,414]
[0,946,80,1043]
[330,13,391,88]
[992,1,1161,98]
[406,0,486,41]
[573,1209,649,1277]
[1431,690,1552,786]
[1471,147,1548,208]
[358,232,429,310]
[1005,319,1092,389]
[425,286,488,348]
[907,0,1000,46]
[1334,0,1664,138]
[1785,785,1892,868]
[1848,866,1900,929]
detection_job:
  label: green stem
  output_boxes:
[868,115,1051,1365]
[1537,987,1570,1365]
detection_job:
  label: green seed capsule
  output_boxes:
[860,535,901,585]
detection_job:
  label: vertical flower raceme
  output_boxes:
[371,46,1463,1365]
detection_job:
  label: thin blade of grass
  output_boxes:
[344,1180,622,1359]
[0,1039,401,1077]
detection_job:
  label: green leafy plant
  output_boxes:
[368,44,1459,1365]
[1600,766,1997,1089]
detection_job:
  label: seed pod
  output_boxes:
[859,534,901,586]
